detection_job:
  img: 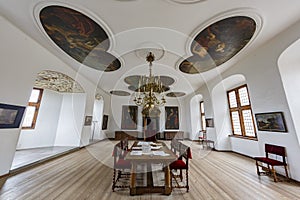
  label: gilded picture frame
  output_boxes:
[165,106,179,130]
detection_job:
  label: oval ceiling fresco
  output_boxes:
[180,16,256,74]
[40,6,121,72]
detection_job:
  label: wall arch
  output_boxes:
[278,38,300,145]
[91,96,104,142]
[211,74,246,150]
[189,94,203,140]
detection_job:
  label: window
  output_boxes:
[227,85,256,138]
[200,101,206,131]
[22,88,43,129]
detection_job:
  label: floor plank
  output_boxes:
[1,140,300,200]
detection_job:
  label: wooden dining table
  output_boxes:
[125,141,177,195]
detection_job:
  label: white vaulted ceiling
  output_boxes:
[0,0,300,97]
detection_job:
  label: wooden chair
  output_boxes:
[170,139,181,154]
[169,143,192,192]
[112,139,131,191]
[254,143,289,182]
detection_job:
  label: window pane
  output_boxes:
[228,91,237,108]
[242,109,255,137]
[29,89,40,103]
[231,111,242,135]
[200,102,205,113]
[238,87,250,106]
[22,106,36,127]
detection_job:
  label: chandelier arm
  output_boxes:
[134,52,166,111]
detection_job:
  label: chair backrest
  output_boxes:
[175,144,192,170]
[265,143,286,163]
[120,137,128,151]
[199,130,207,140]
[171,139,181,154]
[113,141,128,165]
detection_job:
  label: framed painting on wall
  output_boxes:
[255,112,287,132]
[84,116,92,126]
[121,105,138,130]
[0,103,26,129]
[165,106,179,130]
[102,115,108,130]
[205,118,214,128]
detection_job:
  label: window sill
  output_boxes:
[228,135,258,141]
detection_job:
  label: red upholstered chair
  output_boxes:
[170,143,192,192]
[254,143,289,182]
[112,140,131,191]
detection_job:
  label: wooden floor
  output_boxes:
[1,140,300,200]
[11,146,77,171]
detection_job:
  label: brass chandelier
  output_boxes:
[133,52,166,114]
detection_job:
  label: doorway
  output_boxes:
[90,97,104,143]
[143,116,160,141]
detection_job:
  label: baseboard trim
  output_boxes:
[0,173,9,179]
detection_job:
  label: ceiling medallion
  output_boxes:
[135,42,165,61]
[179,16,256,74]
[39,5,121,72]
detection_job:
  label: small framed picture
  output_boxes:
[84,116,92,126]
[255,112,287,132]
[102,115,108,130]
[165,106,179,130]
[0,103,26,129]
[205,118,214,128]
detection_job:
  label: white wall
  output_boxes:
[0,16,64,175]
[189,94,202,140]
[278,38,300,145]
[55,93,86,147]
[17,89,62,149]
[92,98,104,140]
[185,19,300,180]
[211,84,232,151]
[0,16,102,176]
[0,130,20,176]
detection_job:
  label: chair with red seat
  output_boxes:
[254,143,289,182]
[112,139,131,191]
[169,143,192,192]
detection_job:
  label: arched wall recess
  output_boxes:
[278,38,300,145]
[190,94,203,140]
[211,74,246,150]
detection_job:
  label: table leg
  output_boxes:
[164,165,172,195]
[130,162,137,195]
